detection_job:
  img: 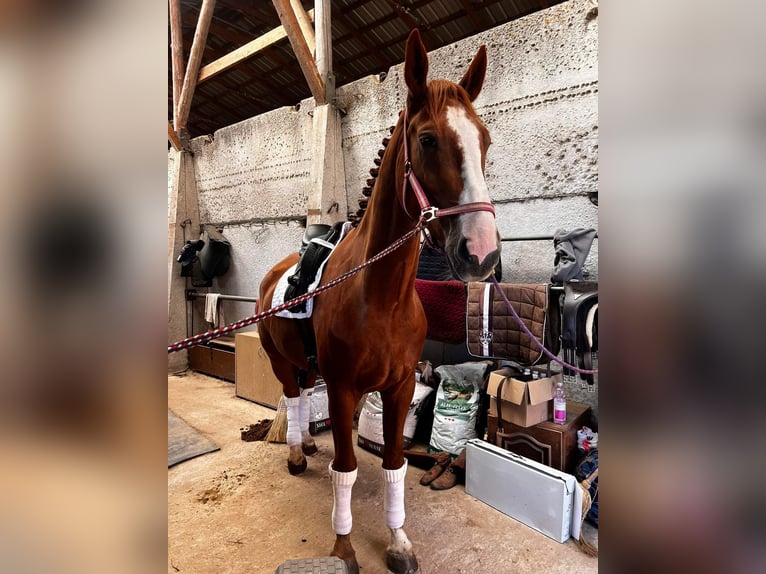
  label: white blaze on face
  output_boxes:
[446,105,497,265]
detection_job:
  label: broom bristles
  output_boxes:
[266,395,288,443]
[576,467,599,557]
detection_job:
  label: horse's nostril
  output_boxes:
[457,237,474,263]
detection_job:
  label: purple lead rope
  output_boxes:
[489,275,598,376]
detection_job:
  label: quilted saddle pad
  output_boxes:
[466,282,548,365]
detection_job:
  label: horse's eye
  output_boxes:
[419,134,437,148]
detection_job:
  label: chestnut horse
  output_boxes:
[257,30,500,574]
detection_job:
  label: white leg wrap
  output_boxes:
[383,461,408,530]
[285,396,301,446]
[299,387,311,434]
[329,463,357,535]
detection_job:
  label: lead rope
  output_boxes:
[489,275,598,376]
[168,220,425,353]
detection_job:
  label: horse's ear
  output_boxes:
[404,29,428,108]
[459,45,487,102]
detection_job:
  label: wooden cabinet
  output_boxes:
[188,336,236,382]
[487,401,591,473]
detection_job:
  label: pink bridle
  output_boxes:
[401,107,496,222]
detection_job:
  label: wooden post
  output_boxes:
[167,149,201,371]
[314,0,333,101]
[272,0,325,104]
[169,0,184,130]
[176,0,217,130]
[306,0,347,226]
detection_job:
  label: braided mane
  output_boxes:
[349,125,395,227]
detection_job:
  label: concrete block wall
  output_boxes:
[171,0,598,411]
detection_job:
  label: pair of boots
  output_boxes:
[419,449,466,490]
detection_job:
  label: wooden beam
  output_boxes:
[291,0,316,57]
[272,0,325,105]
[168,121,181,151]
[458,0,489,31]
[314,0,333,100]
[198,9,314,84]
[176,0,217,130]
[169,0,184,130]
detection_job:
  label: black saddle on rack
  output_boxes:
[560,281,598,387]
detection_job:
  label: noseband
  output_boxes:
[402,107,496,222]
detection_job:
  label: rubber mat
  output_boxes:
[168,410,220,467]
[275,557,347,574]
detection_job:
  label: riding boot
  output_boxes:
[418,453,452,486]
[430,448,466,491]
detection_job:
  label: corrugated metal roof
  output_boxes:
[170,0,564,137]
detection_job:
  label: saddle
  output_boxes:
[283,222,345,313]
[560,281,598,388]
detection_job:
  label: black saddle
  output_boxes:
[560,281,598,388]
[284,222,345,313]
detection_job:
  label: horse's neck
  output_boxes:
[353,122,421,296]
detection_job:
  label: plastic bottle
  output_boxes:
[553,382,567,425]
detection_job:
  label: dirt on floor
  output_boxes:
[168,371,598,574]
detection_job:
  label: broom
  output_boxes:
[266,395,288,443]
[575,467,599,557]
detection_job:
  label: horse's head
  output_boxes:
[402,29,501,282]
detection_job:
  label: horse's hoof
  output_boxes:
[302,442,318,456]
[287,458,307,475]
[386,551,419,574]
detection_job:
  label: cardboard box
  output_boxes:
[465,438,576,543]
[235,331,283,409]
[486,368,556,428]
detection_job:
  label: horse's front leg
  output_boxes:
[327,388,360,574]
[381,385,419,574]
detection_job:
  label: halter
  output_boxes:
[402,107,496,222]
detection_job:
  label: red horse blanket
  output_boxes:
[414,279,467,344]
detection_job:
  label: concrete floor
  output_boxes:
[168,372,598,574]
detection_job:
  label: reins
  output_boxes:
[170,109,597,379]
[489,275,598,376]
[168,219,426,353]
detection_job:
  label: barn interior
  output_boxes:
[168,2,599,573]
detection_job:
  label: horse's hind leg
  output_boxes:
[298,371,318,456]
[381,386,419,574]
[263,357,308,475]
[284,371,320,474]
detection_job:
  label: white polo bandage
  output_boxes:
[383,461,408,530]
[299,387,311,433]
[285,396,301,446]
[329,463,358,535]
